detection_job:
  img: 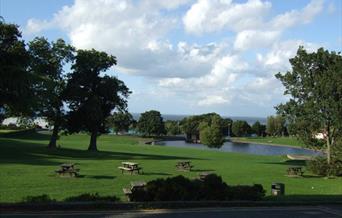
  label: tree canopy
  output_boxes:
[276,47,342,165]
[28,37,75,148]
[231,120,251,137]
[0,21,32,120]
[137,110,165,137]
[107,111,133,134]
[64,49,130,151]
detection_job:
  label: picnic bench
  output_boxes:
[118,162,143,175]
[122,181,146,201]
[176,161,193,171]
[287,166,304,177]
[55,163,80,177]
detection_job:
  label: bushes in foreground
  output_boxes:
[130,174,265,201]
[22,193,119,203]
[308,157,342,177]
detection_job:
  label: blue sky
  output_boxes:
[2,0,341,117]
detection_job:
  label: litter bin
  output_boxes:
[271,183,285,196]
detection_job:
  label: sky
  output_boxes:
[1,0,341,117]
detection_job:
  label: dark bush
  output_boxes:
[308,157,342,177]
[64,193,119,202]
[130,174,265,201]
[227,184,265,201]
[22,194,56,203]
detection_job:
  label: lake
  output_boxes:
[155,140,320,156]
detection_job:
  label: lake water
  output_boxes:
[156,140,320,156]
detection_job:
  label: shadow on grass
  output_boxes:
[143,172,172,176]
[0,130,51,141]
[82,175,117,180]
[0,137,206,166]
[191,169,216,172]
[260,160,307,166]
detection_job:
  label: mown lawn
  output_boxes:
[0,131,341,203]
[232,136,306,148]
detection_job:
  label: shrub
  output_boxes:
[227,184,265,201]
[130,174,265,201]
[308,157,342,177]
[22,194,56,203]
[64,193,119,202]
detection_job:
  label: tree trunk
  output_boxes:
[48,123,59,149]
[326,136,331,165]
[88,130,98,151]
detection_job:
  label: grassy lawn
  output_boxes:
[232,136,306,148]
[0,131,341,203]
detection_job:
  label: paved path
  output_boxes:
[1,206,342,218]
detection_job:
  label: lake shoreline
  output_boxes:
[230,138,317,151]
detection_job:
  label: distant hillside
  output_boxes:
[131,113,266,125]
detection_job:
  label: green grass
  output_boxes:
[232,136,306,148]
[0,131,341,203]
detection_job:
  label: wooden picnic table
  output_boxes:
[55,163,79,177]
[118,162,143,174]
[176,161,193,171]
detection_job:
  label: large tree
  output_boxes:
[0,21,32,120]
[199,115,224,148]
[137,110,165,137]
[28,37,74,148]
[64,49,130,151]
[106,111,133,135]
[231,120,251,137]
[266,115,286,137]
[252,121,266,137]
[276,47,342,164]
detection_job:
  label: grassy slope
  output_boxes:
[0,132,341,203]
[232,137,306,148]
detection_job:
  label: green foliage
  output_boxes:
[64,49,130,150]
[252,121,266,137]
[129,174,265,201]
[231,120,251,137]
[22,194,56,203]
[107,112,133,134]
[266,115,287,137]
[28,37,75,148]
[64,193,119,202]
[0,21,33,117]
[165,120,181,135]
[276,47,342,164]
[199,116,224,148]
[137,110,166,137]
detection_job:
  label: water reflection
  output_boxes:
[156,140,320,156]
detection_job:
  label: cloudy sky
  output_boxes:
[2,0,341,117]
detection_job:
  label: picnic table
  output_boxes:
[118,162,143,174]
[122,181,146,201]
[287,166,304,177]
[55,163,79,177]
[176,161,193,171]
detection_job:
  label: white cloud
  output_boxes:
[270,0,324,30]
[198,96,229,106]
[234,30,280,51]
[183,0,271,34]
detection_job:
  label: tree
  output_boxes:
[252,121,266,137]
[231,120,251,137]
[165,120,181,136]
[64,49,130,151]
[107,111,133,134]
[199,115,224,148]
[137,110,165,137]
[276,47,342,165]
[28,37,74,148]
[0,21,32,119]
[266,115,286,136]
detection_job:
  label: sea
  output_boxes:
[132,113,266,125]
